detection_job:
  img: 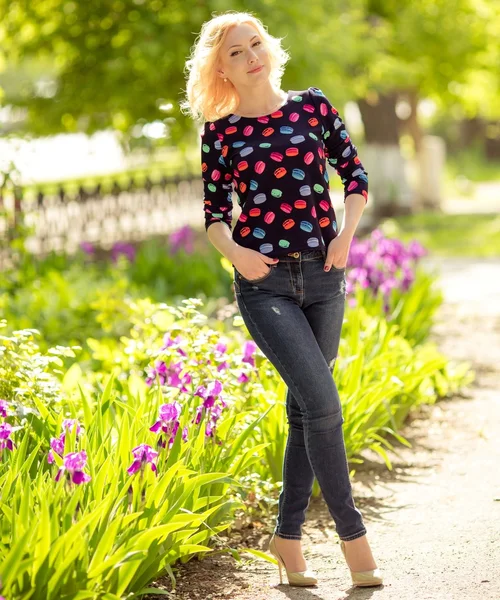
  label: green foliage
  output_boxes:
[381,212,500,257]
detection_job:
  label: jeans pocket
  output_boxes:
[236,264,275,284]
[330,263,346,271]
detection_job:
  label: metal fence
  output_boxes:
[0,174,205,265]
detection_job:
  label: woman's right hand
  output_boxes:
[233,246,279,281]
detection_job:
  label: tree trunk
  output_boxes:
[357,91,412,217]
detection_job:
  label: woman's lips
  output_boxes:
[248,65,263,73]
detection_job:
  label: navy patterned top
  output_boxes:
[200,86,368,257]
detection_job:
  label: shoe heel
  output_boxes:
[277,558,283,584]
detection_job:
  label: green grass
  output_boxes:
[445,145,500,184]
[379,211,500,257]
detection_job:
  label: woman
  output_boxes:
[183,10,383,589]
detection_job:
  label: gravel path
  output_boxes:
[148,257,500,600]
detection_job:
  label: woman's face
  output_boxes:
[217,23,270,88]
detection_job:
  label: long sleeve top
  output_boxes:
[200,86,368,257]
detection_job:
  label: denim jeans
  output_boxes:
[233,247,367,542]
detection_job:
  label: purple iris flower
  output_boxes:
[160,333,187,357]
[0,400,9,418]
[0,422,14,452]
[111,241,136,264]
[242,341,257,368]
[80,241,95,256]
[213,341,230,371]
[47,436,65,464]
[192,381,226,443]
[55,450,91,484]
[62,419,81,436]
[150,401,182,434]
[127,444,158,475]
[145,359,191,391]
[345,229,427,311]
[168,225,195,254]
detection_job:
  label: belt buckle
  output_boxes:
[287,251,300,258]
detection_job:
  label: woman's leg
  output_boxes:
[235,268,366,542]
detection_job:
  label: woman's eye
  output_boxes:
[231,41,261,57]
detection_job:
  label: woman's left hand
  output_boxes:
[324,232,352,271]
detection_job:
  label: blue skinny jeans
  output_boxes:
[233,247,367,542]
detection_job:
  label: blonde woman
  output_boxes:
[183,10,383,589]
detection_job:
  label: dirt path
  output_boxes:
[147,257,500,600]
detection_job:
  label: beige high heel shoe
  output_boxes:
[268,534,318,586]
[340,540,384,587]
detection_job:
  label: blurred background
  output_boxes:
[0,0,499,265]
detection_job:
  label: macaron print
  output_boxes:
[304,152,314,165]
[201,86,369,254]
[240,147,254,157]
[292,168,305,180]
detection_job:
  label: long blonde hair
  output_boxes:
[181,11,290,124]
